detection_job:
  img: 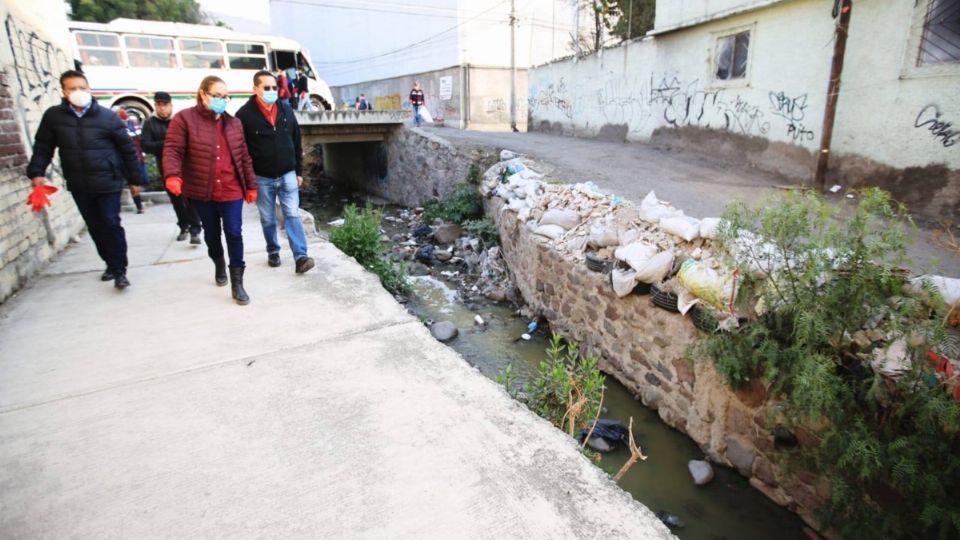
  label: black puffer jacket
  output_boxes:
[26,100,142,192]
[235,97,303,178]
[141,114,171,175]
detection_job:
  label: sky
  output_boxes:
[198,0,271,33]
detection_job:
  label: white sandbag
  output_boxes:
[589,219,619,247]
[871,338,911,379]
[907,275,960,306]
[700,217,722,240]
[638,191,682,223]
[634,251,676,284]
[660,215,701,242]
[540,208,580,230]
[500,149,520,161]
[677,259,736,311]
[615,242,657,269]
[619,228,641,246]
[611,268,638,298]
[730,231,784,278]
[534,224,566,240]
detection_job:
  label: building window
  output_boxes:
[918,0,960,65]
[715,31,750,80]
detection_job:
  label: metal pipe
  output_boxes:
[813,0,853,192]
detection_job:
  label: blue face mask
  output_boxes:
[209,97,229,114]
[261,90,278,105]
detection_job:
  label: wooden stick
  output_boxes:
[613,417,648,482]
[580,386,605,451]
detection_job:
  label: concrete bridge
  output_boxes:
[295,110,406,143]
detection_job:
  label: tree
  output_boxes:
[610,0,656,41]
[70,0,201,24]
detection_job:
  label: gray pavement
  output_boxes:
[431,128,959,276]
[0,202,672,539]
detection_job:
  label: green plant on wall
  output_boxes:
[701,188,959,539]
[421,182,484,224]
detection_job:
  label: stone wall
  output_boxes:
[0,2,85,303]
[489,197,829,532]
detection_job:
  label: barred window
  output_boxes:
[918,0,960,65]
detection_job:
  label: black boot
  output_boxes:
[229,266,249,305]
[214,257,228,286]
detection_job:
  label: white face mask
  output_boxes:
[68,90,92,108]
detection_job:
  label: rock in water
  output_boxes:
[433,223,464,245]
[655,511,684,529]
[688,460,715,486]
[584,436,612,453]
[430,321,459,342]
[408,263,431,277]
[415,245,435,264]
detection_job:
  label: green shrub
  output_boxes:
[702,188,959,539]
[329,204,408,294]
[523,334,606,433]
[422,182,483,224]
[463,217,500,249]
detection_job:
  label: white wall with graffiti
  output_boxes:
[0,0,84,302]
[528,0,959,183]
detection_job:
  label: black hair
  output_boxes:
[253,70,275,87]
[59,70,87,88]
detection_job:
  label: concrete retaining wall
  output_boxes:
[0,3,85,303]
[489,197,829,531]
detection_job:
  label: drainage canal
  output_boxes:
[304,181,807,540]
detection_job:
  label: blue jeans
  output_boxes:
[413,104,422,126]
[71,190,127,273]
[256,171,308,260]
[190,199,245,268]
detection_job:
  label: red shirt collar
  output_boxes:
[255,96,277,127]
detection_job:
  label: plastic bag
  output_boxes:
[540,208,579,230]
[660,215,701,242]
[419,106,433,124]
[677,259,736,311]
[700,218,722,240]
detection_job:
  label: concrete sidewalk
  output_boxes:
[0,203,672,539]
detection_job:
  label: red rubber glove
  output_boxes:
[165,176,183,196]
[26,184,58,213]
[245,190,257,204]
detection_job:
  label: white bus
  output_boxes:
[68,18,335,122]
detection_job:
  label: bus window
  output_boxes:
[296,52,315,79]
[273,50,297,71]
[125,35,176,68]
[179,38,225,69]
[75,31,123,67]
[226,42,267,70]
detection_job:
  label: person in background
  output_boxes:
[26,70,142,289]
[409,81,425,127]
[295,67,313,112]
[237,70,315,274]
[163,76,258,305]
[142,91,201,243]
[276,70,291,107]
[355,93,372,111]
[117,109,146,214]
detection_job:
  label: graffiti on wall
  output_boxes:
[769,91,815,142]
[914,104,958,148]
[529,77,575,119]
[5,14,70,109]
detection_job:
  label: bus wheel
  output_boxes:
[310,95,331,111]
[115,99,152,125]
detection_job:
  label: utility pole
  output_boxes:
[510,0,518,132]
[813,0,852,192]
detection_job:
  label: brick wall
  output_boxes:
[489,197,829,532]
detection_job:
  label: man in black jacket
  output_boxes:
[27,70,142,289]
[141,91,201,243]
[236,70,314,274]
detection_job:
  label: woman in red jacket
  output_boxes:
[162,75,258,305]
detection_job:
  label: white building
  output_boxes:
[527,0,960,221]
[270,0,595,128]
